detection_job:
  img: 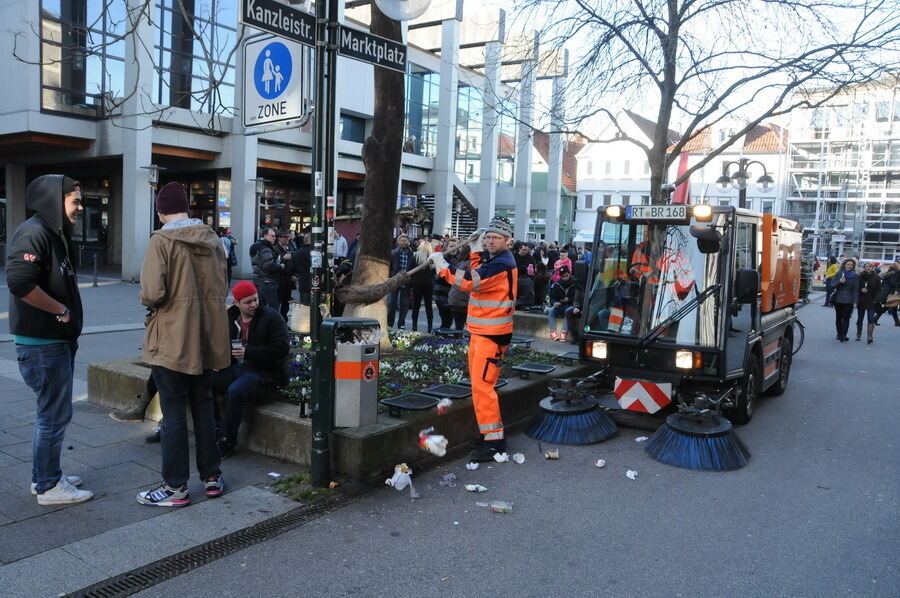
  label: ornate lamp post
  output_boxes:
[141,164,167,232]
[716,158,774,210]
[249,176,270,236]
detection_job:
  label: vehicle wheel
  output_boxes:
[766,336,792,396]
[729,355,760,425]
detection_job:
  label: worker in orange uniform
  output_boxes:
[428,216,517,461]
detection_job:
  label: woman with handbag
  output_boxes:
[855,262,881,343]
[831,258,858,342]
[873,261,900,327]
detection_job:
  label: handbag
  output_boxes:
[885,292,900,308]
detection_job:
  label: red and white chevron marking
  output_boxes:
[614,378,672,414]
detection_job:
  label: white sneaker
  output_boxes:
[36,477,93,505]
[31,474,83,495]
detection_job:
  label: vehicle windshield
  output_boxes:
[584,215,726,347]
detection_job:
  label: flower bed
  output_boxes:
[280,330,567,406]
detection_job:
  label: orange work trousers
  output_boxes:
[468,334,507,441]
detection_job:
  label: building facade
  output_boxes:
[0,1,569,279]
[784,78,900,261]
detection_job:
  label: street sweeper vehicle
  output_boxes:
[527,203,803,470]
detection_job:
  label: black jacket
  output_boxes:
[857,271,881,308]
[251,240,283,284]
[514,253,534,278]
[389,246,415,278]
[290,245,312,293]
[228,304,290,387]
[6,174,83,341]
[549,277,584,309]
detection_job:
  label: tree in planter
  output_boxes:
[515,0,900,204]
[343,6,406,349]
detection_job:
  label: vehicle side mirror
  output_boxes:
[690,226,722,254]
[735,268,759,304]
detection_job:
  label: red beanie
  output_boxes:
[232,281,258,302]
[155,181,190,215]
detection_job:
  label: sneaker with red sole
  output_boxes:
[136,483,190,507]
[205,474,225,498]
[549,330,559,341]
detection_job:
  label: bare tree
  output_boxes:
[515,0,900,203]
[343,5,405,347]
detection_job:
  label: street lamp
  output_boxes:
[716,158,773,209]
[249,177,270,236]
[141,164,167,231]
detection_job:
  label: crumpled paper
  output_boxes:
[626,470,638,480]
[436,398,453,415]
[465,484,488,493]
[419,427,448,457]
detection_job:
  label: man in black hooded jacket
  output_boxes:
[6,174,93,505]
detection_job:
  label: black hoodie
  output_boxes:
[6,174,83,341]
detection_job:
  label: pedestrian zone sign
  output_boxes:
[243,36,309,128]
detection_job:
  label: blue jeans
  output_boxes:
[212,364,269,441]
[548,305,578,332]
[16,342,76,494]
[152,366,220,488]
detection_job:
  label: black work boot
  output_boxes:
[469,439,507,462]
[110,394,152,422]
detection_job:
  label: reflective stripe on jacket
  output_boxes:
[439,250,517,335]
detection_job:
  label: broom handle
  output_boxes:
[403,235,476,277]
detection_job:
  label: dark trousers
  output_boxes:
[212,364,270,442]
[257,281,280,312]
[452,308,467,330]
[388,286,410,328]
[16,342,76,493]
[435,298,453,329]
[874,305,899,325]
[152,366,220,488]
[278,281,293,321]
[411,285,434,331]
[834,303,853,339]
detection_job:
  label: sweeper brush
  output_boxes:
[527,376,617,445]
[645,408,750,471]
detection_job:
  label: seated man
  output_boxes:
[547,266,584,342]
[215,281,290,458]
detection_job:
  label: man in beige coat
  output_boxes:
[136,182,230,507]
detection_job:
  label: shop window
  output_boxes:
[584,194,593,210]
[340,115,366,143]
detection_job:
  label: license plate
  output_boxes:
[625,205,688,221]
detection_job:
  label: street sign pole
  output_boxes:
[309,0,339,489]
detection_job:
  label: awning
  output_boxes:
[572,231,594,243]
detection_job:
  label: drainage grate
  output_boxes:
[67,485,368,598]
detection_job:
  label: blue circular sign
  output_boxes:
[254,42,293,100]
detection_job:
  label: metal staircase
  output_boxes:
[419,189,479,238]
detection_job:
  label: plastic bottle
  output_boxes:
[476,500,514,513]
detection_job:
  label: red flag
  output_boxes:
[671,152,690,204]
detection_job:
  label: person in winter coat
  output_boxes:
[410,241,435,332]
[6,175,93,505]
[551,250,573,283]
[823,256,839,307]
[250,228,284,311]
[873,261,900,326]
[214,281,290,458]
[433,237,458,330]
[547,266,584,342]
[533,246,550,307]
[137,182,229,507]
[513,242,535,308]
[388,234,415,328]
[447,255,471,330]
[855,261,881,343]
[290,234,312,305]
[831,258,858,342]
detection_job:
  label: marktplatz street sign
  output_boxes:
[338,25,407,73]
[243,36,310,128]
[240,0,315,47]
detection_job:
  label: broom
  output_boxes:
[336,234,478,305]
[644,393,750,471]
[527,373,618,445]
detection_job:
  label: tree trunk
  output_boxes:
[344,7,404,351]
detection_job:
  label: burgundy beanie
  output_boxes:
[155,182,190,215]
[232,281,258,302]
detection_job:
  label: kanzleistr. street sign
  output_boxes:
[240,0,315,47]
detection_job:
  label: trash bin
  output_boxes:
[334,341,379,427]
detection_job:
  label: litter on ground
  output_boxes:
[465,484,488,493]
[267,472,281,478]
[626,470,639,480]
[440,471,458,487]
[594,459,606,468]
[476,500,514,513]
[466,462,480,471]
[544,448,560,460]
[512,453,526,464]
[419,427,448,457]
[635,436,649,442]
[493,452,510,463]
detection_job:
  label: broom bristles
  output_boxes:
[645,423,750,471]
[527,408,618,445]
[336,271,412,305]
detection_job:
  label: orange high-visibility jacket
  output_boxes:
[439,249,518,335]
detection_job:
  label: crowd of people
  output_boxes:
[822,255,900,343]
